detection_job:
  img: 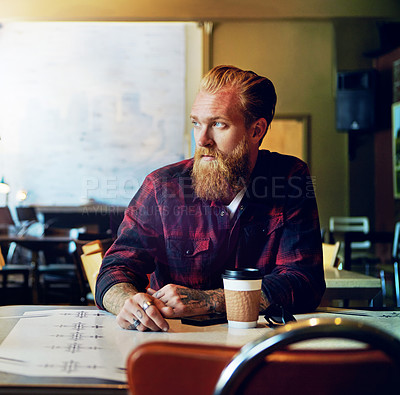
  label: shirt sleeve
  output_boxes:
[261,159,325,313]
[95,174,165,309]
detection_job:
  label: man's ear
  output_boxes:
[250,118,268,144]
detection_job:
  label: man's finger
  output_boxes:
[152,297,174,317]
[142,303,170,332]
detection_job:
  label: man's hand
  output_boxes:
[103,283,172,332]
[147,284,225,317]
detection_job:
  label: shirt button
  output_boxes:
[240,205,244,210]
[185,249,193,255]
[220,211,225,217]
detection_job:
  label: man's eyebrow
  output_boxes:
[190,115,228,122]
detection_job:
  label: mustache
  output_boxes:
[195,146,224,159]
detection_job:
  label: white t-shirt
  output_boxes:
[226,188,246,220]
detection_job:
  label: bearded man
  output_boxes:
[95,65,325,332]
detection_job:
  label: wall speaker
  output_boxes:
[336,70,377,131]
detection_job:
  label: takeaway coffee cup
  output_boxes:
[222,268,263,328]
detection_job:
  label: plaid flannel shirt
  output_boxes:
[96,150,325,313]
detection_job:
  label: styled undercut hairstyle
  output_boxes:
[200,65,277,142]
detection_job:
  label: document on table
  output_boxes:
[0,310,127,382]
[0,308,268,382]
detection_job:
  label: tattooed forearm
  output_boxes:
[177,288,269,315]
[177,288,226,314]
[103,283,138,315]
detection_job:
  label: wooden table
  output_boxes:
[323,267,382,306]
[0,305,400,394]
[0,236,74,304]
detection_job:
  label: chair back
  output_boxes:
[0,206,15,234]
[80,248,103,297]
[214,318,400,395]
[16,206,37,222]
[392,222,400,259]
[0,248,5,268]
[74,237,113,299]
[127,342,238,395]
[0,206,15,224]
[126,318,400,395]
[329,216,371,250]
[392,222,400,307]
[322,241,340,269]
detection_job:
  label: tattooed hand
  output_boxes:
[103,283,172,332]
[147,284,226,317]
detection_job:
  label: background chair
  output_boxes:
[329,216,371,250]
[330,218,400,307]
[126,318,400,395]
[329,216,388,289]
[0,206,16,235]
[322,241,341,269]
[0,207,33,304]
[0,251,33,304]
[0,206,18,264]
[8,206,44,268]
[35,226,84,304]
[73,234,114,305]
[15,206,39,233]
[392,221,400,307]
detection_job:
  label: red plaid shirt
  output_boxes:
[96,150,325,313]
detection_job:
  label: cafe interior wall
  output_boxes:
[1,0,400,231]
[212,21,344,232]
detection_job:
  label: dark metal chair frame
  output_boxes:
[214,317,400,395]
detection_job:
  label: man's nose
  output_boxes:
[196,127,214,147]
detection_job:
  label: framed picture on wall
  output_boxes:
[393,102,400,198]
[260,114,310,167]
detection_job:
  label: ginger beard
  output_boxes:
[192,135,251,204]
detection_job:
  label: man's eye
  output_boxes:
[214,122,224,128]
[192,120,200,127]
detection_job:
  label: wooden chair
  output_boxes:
[322,241,341,269]
[73,236,114,304]
[127,318,400,395]
[79,241,103,298]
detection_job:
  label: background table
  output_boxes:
[323,267,382,305]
